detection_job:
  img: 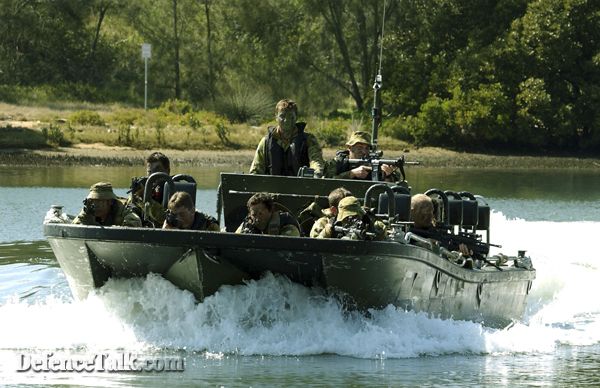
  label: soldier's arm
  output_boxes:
[309,217,328,238]
[249,137,267,174]
[121,208,142,227]
[373,220,388,241]
[72,210,95,225]
[306,134,325,176]
[280,224,301,237]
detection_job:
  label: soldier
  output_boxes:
[327,131,400,181]
[126,151,171,227]
[162,191,219,231]
[410,193,436,229]
[72,182,142,227]
[249,99,324,177]
[236,192,300,236]
[316,196,386,241]
[409,193,473,262]
[309,187,352,238]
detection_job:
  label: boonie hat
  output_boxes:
[86,182,117,200]
[346,131,371,146]
[337,196,365,222]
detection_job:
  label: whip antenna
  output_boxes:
[371,0,386,153]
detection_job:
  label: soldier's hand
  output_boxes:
[381,163,395,177]
[350,165,372,179]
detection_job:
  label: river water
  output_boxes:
[0,165,599,386]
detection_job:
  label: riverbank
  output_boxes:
[1,144,599,169]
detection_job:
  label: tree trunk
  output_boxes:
[172,0,181,99]
[324,0,364,110]
[204,0,214,101]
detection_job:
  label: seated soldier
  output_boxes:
[326,131,400,182]
[316,196,386,241]
[127,151,171,227]
[410,193,436,231]
[309,187,352,238]
[162,191,219,231]
[236,192,300,236]
[73,182,142,227]
[409,194,473,263]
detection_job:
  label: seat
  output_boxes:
[162,175,197,208]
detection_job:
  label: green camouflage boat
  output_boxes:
[44,172,535,328]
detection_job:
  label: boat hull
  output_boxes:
[45,223,534,328]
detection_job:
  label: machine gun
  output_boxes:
[411,227,500,260]
[333,219,377,240]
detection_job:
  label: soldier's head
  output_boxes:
[411,194,435,229]
[167,191,195,229]
[328,187,352,216]
[275,99,298,134]
[247,192,274,231]
[346,131,371,159]
[86,182,117,219]
[146,152,171,176]
[336,196,365,224]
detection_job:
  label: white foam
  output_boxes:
[0,214,598,359]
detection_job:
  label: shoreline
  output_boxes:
[1,145,600,169]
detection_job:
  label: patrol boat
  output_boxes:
[44,172,535,329]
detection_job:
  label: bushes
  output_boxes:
[69,110,105,126]
[314,119,348,148]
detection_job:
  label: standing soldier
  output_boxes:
[250,99,324,177]
[73,182,142,227]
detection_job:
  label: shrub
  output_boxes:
[215,82,273,124]
[158,99,193,115]
[69,110,105,126]
[110,109,142,127]
[42,124,70,146]
[315,119,348,147]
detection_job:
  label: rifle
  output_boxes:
[411,227,500,259]
[240,216,261,234]
[348,153,419,182]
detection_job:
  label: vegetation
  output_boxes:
[0,0,599,153]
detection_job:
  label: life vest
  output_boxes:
[191,211,218,231]
[266,211,300,235]
[265,123,309,176]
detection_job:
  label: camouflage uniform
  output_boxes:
[309,208,335,238]
[126,193,166,227]
[73,182,142,227]
[316,196,386,241]
[250,124,324,177]
[235,211,301,236]
[190,211,220,231]
[325,131,401,182]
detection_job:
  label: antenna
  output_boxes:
[371,0,387,153]
[378,0,387,76]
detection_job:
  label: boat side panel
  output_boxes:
[323,248,531,328]
[48,237,111,301]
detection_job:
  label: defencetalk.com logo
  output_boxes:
[16,352,185,373]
